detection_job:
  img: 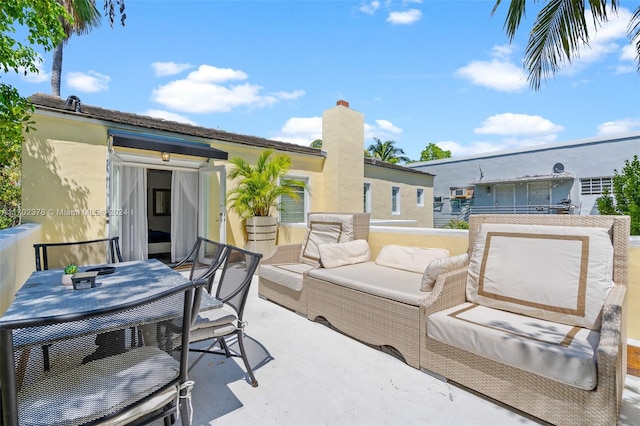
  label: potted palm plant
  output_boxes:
[226,149,306,256]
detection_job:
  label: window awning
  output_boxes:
[109,130,228,160]
[471,173,575,185]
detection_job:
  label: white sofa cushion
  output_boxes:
[308,262,427,306]
[467,223,614,330]
[421,253,469,292]
[259,263,315,292]
[427,303,599,390]
[300,214,355,266]
[375,245,449,274]
[318,239,371,269]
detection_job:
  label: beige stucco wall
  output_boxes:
[22,113,109,250]
[321,104,365,212]
[0,224,42,315]
[365,165,435,227]
[629,242,640,340]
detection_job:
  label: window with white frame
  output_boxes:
[280,176,309,224]
[528,181,551,205]
[580,177,612,195]
[363,183,371,213]
[391,186,400,214]
[416,188,424,206]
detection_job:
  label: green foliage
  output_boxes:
[0,0,67,229]
[310,139,322,149]
[64,263,78,274]
[596,155,640,235]
[420,143,452,161]
[226,150,307,221]
[366,138,411,164]
[444,219,469,230]
[0,0,68,74]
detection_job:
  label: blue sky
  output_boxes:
[5,0,640,160]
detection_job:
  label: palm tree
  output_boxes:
[366,138,411,164]
[51,0,102,97]
[493,0,640,90]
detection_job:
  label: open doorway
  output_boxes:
[147,169,172,262]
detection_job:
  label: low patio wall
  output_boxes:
[0,223,41,315]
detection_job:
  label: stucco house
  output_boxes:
[408,133,640,227]
[21,95,434,264]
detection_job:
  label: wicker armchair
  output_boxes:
[419,214,629,426]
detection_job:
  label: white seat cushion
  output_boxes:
[309,262,427,306]
[467,223,614,330]
[259,263,314,292]
[427,303,599,390]
[18,346,179,426]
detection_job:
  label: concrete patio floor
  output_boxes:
[184,276,640,426]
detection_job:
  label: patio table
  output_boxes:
[0,258,221,425]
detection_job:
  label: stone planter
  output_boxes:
[245,216,278,257]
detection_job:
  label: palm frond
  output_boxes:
[629,6,640,72]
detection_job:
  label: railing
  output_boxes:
[469,204,575,215]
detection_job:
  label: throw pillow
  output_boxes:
[375,245,449,274]
[421,252,469,292]
[318,239,371,269]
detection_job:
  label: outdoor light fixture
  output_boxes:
[486,187,491,193]
[161,152,170,162]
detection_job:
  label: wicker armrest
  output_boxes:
[597,284,626,368]
[420,267,468,316]
[260,244,303,265]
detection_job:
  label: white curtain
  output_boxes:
[171,171,198,262]
[119,166,148,261]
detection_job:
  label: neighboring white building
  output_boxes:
[408,133,640,227]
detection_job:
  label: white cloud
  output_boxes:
[597,118,640,135]
[151,64,304,113]
[620,44,636,61]
[360,1,380,15]
[19,56,49,83]
[66,71,110,93]
[187,65,247,83]
[273,116,322,146]
[387,9,422,25]
[559,7,634,74]
[436,140,510,157]
[475,113,564,136]
[151,62,194,77]
[456,45,528,92]
[364,119,404,141]
[143,109,197,125]
[375,119,402,134]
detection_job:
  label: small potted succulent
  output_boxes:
[62,263,78,286]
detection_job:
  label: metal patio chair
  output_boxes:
[188,244,263,387]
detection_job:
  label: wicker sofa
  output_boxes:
[420,214,629,426]
[306,243,467,369]
[258,212,371,315]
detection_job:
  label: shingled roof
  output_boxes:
[29,93,433,176]
[29,93,323,157]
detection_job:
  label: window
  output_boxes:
[416,188,424,206]
[581,177,612,195]
[528,182,551,205]
[363,183,371,213]
[280,176,309,224]
[391,186,400,214]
